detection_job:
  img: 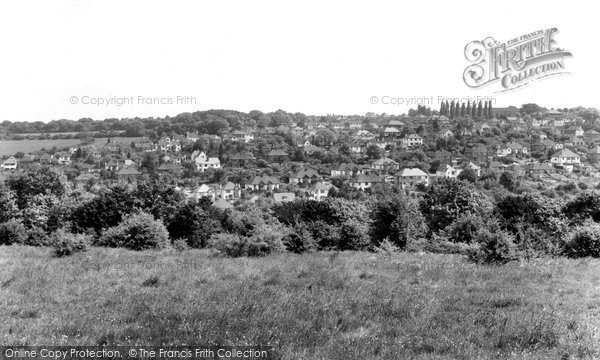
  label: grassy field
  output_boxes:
[0,137,141,156]
[1,246,600,359]
[0,139,85,156]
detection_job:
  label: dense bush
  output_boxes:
[131,178,187,224]
[172,238,190,251]
[246,224,287,256]
[0,183,18,223]
[562,221,600,258]
[5,166,66,209]
[283,223,315,253]
[496,193,565,236]
[563,191,600,225]
[207,232,281,257]
[0,219,27,245]
[420,178,492,234]
[469,226,517,264]
[24,226,52,246]
[371,195,427,248]
[96,212,169,250]
[271,198,371,251]
[52,229,90,257]
[71,185,136,236]
[167,199,223,248]
[514,224,561,258]
[439,214,485,244]
[499,172,520,192]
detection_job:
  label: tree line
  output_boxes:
[1,166,600,261]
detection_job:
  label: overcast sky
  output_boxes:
[0,0,596,122]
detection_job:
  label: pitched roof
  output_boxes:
[372,157,398,166]
[313,182,336,191]
[221,181,236,190]
[290,168,320,178]
[553,149,579,158]
[116,167,141,175]
[399,168,428,177]
[250,176,280,185]
[230,152,256,160]
[353,174,383,183]
[268,149,288,156]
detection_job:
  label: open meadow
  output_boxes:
[0,137,141,156]
[1,246,599,359]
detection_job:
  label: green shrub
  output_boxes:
[308,220,341,250]
[375,238,400,255]
[207,233,247,257]
[440,214,484,244]
[426,235,481,255]
[247,224,286,256]
[514,223,561,258]
[339,219,371,250]
[24,226,52,246]
[562,221,600,258]
[208,225,286,257]
[470,227,518,264]
[371,195,427,248]
[172,238,190,251]
[96,212,169,250]
[0,219,27,245]
[283,223,315,253]
[52,229,90,257]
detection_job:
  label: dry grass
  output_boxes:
[1,246,600,359]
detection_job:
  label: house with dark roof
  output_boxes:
[267,149,289,163]
[73,173,99,189]
[116,167,142,182]
[370,157,399,173]
[525,163,555,176]
[157,163,183,176]
[229,152,256,168]
[245,176,281,191]
[349,174,383,191]
[584,130,600,144]
[464,145,488,163]
[289,168,322,185]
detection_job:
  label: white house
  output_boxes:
[1,156,18,171]
[193,184,215,201]
[195,152,221,172]
[349,174,383,191]
[56,152,72,165]
[397,168,429,189]
[402,134,423,147]
[550,149,580,165]
[435,164,462,178]
[383,127,401,138]
[310,182,336,201]
[354,130,375,140]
